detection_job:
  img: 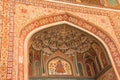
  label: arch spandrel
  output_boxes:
[19,13,120,80]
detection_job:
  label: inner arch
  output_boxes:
[28,23,112,80]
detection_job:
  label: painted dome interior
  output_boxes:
[29,24,111,80]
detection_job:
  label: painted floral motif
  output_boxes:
[48,58,72,75]
[14,3,64,33]
[31,24,93,55]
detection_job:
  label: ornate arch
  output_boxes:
[46,51,74,76]
[18,13,120,80]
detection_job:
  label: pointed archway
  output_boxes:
[18,13,120,80]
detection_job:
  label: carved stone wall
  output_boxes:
[0,0,120,80]
[15,1,120,80]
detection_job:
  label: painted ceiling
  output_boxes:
[30,24,107,57]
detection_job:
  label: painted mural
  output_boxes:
[28,24,111,79]
[29,47,41,77]
[48,58,72,75]
[107,0,118,7]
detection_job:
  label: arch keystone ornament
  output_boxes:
[19,13,120,80]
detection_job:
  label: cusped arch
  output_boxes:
[19,12,120,80]
[46,51,74,76]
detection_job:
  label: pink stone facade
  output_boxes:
[0,0,120,80]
